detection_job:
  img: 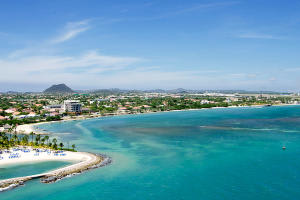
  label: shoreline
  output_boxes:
[16,103,300,135]
[2,103,299,192]
[0,147,112,192]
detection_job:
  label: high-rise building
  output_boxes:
[63,100,82,113]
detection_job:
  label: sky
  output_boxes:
[0,0,300,92]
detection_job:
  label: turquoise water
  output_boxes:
[0,161,72,180]
[2,106,300,199]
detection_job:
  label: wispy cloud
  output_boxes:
[237,32,284,40]
[0,50,142,74]
[284,67,300,72]
[0,18,146,87]
[169,1,239,15]
[51,20,90,43]
[133,1,239,21]
[0,31,9,36]
[228,73,257,78]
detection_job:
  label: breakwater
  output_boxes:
[0,153,112,192]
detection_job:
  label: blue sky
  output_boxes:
[0,0,300,92]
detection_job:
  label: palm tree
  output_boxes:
[22,135,29,145]
[12,134,18,145]
[52,138,57,146]
[72,144,76,151]
[0,132,6,148]
[35,134,41,145]
[30,132,35,144]
[44,135,49,146]
[59,142,64,150]
[41,137,45,146]
[8,126,13,141]
[12,124,17,134]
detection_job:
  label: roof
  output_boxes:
[4,124,11,129]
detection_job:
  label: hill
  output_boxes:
[43,84,74,93]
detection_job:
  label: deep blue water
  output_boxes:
[2,106,300,200]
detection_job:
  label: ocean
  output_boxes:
[2,105,300,200]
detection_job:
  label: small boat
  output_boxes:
[282,146,286,150]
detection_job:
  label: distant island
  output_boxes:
[43,84,74,94]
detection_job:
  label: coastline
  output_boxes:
[2,103,299,192]
[15,103,300,136]
[16,116,96,135]
[0,147,112,192]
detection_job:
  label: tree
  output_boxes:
[12,134,18,145]
[22,135,29,145]
[44,135,49,146]
[8,126,13,141]
[59,142,64,150]
[35,134,41,145]
[41,137,45,146]
[12,124,17,134]
[72,144,76,151]
[30,132,35,144]
[52,138,57,146]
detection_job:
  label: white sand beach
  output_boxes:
[15,124,40,134]
[15,115,95,135]
[0,147,91,167]
[0,147,108,191]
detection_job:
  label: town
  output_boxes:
[1,84,300,130]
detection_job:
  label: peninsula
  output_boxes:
[0,131,111,192]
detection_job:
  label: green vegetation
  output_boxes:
[1,92,300,129]
[0,131,76,151]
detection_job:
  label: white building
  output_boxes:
[63,100,82,113]
[44,104,62,109]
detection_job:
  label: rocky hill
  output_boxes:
[43,84,74,93]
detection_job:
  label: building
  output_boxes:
[45,104,62,109]
[63,100,82,113]
[3,124,12,130]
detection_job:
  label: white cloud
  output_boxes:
[136,1,239,21]
[0,50,142,75]
[0,19,146,88]
[0,32,9,36]
[51,20,90,43]
[284,67,300,72]
[0,18,289,91]
[237,32,284,40]
[228,73,256,78]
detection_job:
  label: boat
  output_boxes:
[282,146,286,150]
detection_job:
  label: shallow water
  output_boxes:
[2,106,300,200]
[0,161,72,180]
